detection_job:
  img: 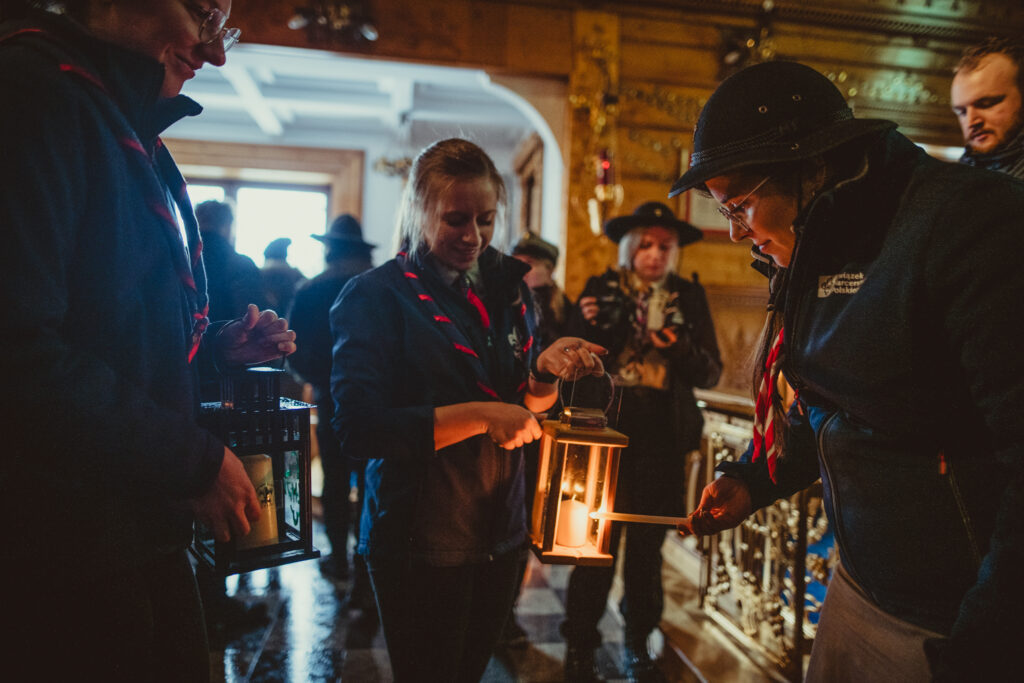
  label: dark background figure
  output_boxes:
[196,198,267,404]
[194,199,275,638]
[261,236,306,317]
[1,2,298,681]
[499,233,574,650]
[261,236,307,400]
[287,213,377,640]
[951,37,1024,180]
[561,202,722,683]
[196,198,267,327]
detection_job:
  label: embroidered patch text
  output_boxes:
[818,272,864,297]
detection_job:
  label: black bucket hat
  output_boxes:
[603,201,703,245]
[669,61,897,196]
[312,214,376,250]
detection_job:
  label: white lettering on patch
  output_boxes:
[818,272,864,297]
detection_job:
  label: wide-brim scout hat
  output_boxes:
[603,201,703,246]
[312,214,376,250]
[512,233,560,265]
[669,61,897,196]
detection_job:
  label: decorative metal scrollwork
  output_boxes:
[696,404,837,682]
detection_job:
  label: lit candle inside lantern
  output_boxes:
[556,498,589,547]
[237,454,279,549]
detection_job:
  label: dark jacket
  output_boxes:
[959,124,1024,181]
[202,230,266,323]
[0,13,225,583]
[720,130,1024,678]
[330,247,538,566]
[570,269,723,454]
[288,262,366,398]
[261,262,306,318]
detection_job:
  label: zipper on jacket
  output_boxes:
[816,411,868,590]
[937,451,983,568]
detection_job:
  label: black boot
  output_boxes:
[564,645,605,683]
[621,638,665,683]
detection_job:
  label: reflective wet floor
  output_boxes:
[207,520,779,682]
[207,520,633,682]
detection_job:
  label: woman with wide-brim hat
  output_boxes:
[675,60,1024,682]
[561,200,722,683]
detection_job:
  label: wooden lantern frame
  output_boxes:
[530,407,628,567]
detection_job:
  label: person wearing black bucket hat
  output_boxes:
[675,60,1024,682]
[560,201,722,683]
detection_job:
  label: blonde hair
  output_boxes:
[617,226,680,272]
[393,138,508,255]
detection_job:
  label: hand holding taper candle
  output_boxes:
[677,476,753,537]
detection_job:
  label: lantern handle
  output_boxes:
[558,371,617,417]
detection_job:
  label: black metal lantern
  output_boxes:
[191,367,320,575]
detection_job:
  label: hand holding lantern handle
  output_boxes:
[533,337,607,382]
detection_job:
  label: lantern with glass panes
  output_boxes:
[191,367,320,575]
[530,375,628,567]
[530,374,700,566]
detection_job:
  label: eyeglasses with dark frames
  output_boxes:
[716,175,772,233]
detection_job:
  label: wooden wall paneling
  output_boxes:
[235,0,573,76]
[619,81,708,131]
[620,42,721,85]
[618,15,728,53]
[617,126,684,184]
[513,133,545,238]
[563,10,621,302]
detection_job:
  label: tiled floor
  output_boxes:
[208,521,632,682]
[207,518,782,683]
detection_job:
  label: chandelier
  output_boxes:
[288,1,379,45]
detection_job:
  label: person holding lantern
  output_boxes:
[1,1,297,680]
[330,137,607,681]
[674,60,1024,682]
[561,201,722,683]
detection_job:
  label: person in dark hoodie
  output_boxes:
[0,2,296,681]
[675,60,1024,682]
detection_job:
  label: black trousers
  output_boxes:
[317,393,366,558]
[368,549,522,682]
[9,549,209,682]
[561,387,683,649]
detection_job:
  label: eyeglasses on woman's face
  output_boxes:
[183,1,241,51]
[715,175,772,233]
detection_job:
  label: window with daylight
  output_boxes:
[188,181,330,280]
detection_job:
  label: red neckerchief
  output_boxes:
[752,327,784,483]
[1,27,210,361]
[396,250,533,402]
